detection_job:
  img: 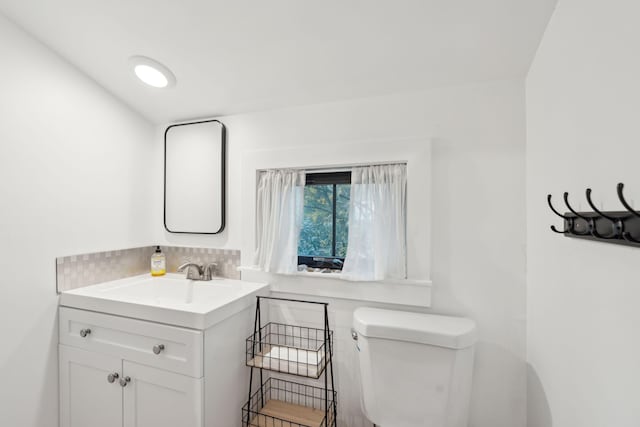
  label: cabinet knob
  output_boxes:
[119,376,131,387]
[107,373,119,383]
[79,328,92,338]
[153,344,165,355]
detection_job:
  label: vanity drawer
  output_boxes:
[59,307,203,378]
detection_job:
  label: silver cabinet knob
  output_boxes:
[119,376,131,387]
[351,329,358,341]
[80,328,92,338]
[107,372,119,383]
[153,344,165,355]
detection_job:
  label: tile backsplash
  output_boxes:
[56,246,241,293]
[161,246,241,280]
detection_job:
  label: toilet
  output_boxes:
[352,307,477,427]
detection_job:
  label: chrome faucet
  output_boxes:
[202,262,218,280]
[177,261,219,281]
[177,262,204,280]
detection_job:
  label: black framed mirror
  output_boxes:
[164,119,226,234]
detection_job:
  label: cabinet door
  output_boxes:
[123,361,203,427]
[60,345,123,427]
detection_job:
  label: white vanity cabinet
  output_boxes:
[59,304,254,427]
[60,346,203,427]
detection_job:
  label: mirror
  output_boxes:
[164,120,225,234]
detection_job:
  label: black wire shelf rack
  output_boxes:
[243,296,337,427]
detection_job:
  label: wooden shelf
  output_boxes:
[249,400,328,427]
[243,300,337,426]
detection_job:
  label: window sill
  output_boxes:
[237,266,432,307]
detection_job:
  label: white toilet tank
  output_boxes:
[352,308,477,427]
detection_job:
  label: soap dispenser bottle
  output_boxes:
[150,246,166,276]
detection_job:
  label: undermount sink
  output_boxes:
[59,273,269,329]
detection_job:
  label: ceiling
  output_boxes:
[0,0,556,123]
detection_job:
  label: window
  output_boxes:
[254,164,407,279]
[298,172,351,270]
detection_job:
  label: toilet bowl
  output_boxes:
[352,307,477,427]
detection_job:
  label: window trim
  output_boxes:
[298,171,351,270]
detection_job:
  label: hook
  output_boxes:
[547,194,571,220]
[617,183,640,218]
[547,194,573,233]
[616,183,640,244]
[585,188,623,239]
[563,192,588,220]
[550,225,568,234]
[586,189,619,221]
[562,192,592,235]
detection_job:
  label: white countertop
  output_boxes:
[59,273,269,330]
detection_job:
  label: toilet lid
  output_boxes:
[353,307,477,349]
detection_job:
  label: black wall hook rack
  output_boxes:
[548,183,640,248]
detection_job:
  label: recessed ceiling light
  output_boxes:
[129,56,176,88]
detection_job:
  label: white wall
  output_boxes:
[526,1,640,426]
[0,14,155,427]
[157,79,527,427]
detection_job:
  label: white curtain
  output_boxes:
[254,169,306,274]
[342,164,407,281]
